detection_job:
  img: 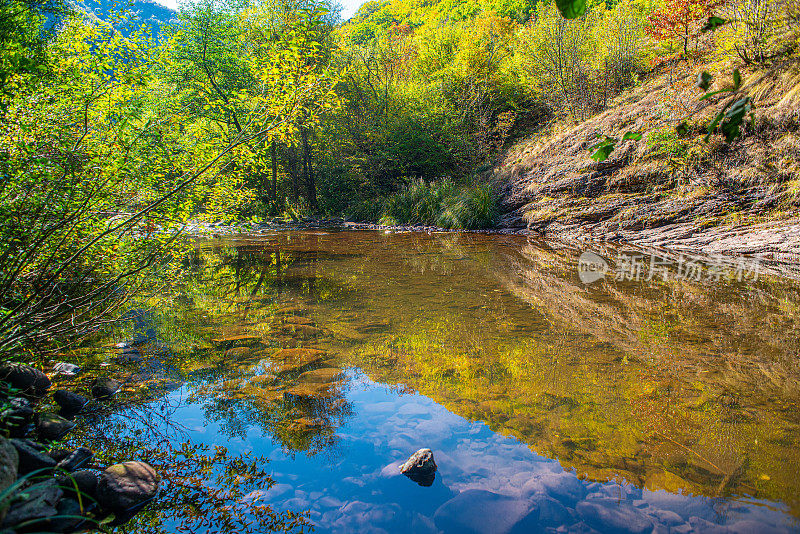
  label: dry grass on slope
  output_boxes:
[493,56,800,260]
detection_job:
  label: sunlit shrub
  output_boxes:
[438,182,500,229]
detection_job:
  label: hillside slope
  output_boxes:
[493,57,800,262]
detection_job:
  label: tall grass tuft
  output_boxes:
[368,179,499,229]
[438,182,500,229]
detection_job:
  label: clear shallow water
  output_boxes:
[89,231,800,533]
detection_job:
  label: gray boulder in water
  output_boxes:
[36,413,75,441]
[53,390,89,417]
[399,448,437,486]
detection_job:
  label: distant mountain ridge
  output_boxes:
[71,0,176,32]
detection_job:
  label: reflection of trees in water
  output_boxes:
[172,238,359,456]
[121,231,800,516]
[311,233,800,515]
[189,355,354,456]
[65,392,311,533]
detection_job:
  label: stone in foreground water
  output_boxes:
[97,461,160,512]
[400,448,437,486]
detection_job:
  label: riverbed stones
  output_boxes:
[1,478,62,529]
[53,498,86,533]
[400,448,437,486]
[53,390,89,417]
[433,489,538,534]
[51,362,80,377]
[0,363,51,397]
[48,448,72,463]
[36,413,75,441]
[10,439,57,474]
[297,367,343,384]
[91,378,121,401]
[0,437,19,523]
[1,397,34,437]
[57,469,98,502]
[270,348,326,373]
[576,499,654,534]
[56,447,93,472]
[97,461,160,512]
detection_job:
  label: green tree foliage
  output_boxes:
[0,0,340,357]
[1,0,795,357]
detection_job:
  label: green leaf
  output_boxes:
[589,137,617,161]
[675,122,689,136]
[591,144,614,161]
[555,0,587,19]
[701,16,728,32]
[732,68,741,91]
[697,71,713,91]
[720,97,752,142]
[704,111,725,142]
[622,131,642,141]
[699,89,730,101]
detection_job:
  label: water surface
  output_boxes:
[99,231,800,533]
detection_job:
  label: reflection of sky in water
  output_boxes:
[166,370,797,534]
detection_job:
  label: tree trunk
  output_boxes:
[271,142,278,205]
[286,145,300,202]
[301,126,317,210]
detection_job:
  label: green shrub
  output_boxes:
[344,197,386,222]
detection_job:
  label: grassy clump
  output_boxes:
[372,179,499,230]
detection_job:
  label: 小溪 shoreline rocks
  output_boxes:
[0,362,160,532]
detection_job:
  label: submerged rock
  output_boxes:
[36,413,75,441]
[0,363,51,397]
[297,367,343,384]
[400,448,437,486]
[53,390,89,417]
[97,461,160,512]
[576,499,654,534]
[433,489,538,534]
[91,378,121,401]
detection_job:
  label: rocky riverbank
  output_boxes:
[0,363,159,532]
[492,58,800,264]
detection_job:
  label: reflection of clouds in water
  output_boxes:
[179,376,797,533]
